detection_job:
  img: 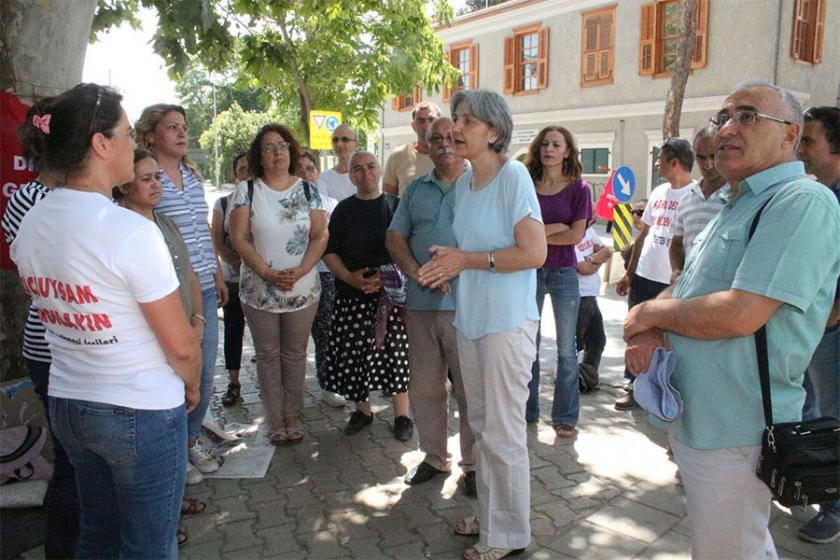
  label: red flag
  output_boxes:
[1,92,37,270]
[594,168,619,221]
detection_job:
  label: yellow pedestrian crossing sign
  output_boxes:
[309,110,343,150]
[612,202,634,251]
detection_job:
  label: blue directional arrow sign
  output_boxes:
[611,166,635,203]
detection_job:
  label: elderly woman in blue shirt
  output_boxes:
[417,89,546,560]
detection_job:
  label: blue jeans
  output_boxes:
[803,324,840,517]
[526,267,580,426]
[188,288,219,440]
[49,398,186,559]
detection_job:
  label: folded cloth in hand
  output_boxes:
[634,347,683,422]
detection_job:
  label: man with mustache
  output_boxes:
[386,117,476,497]
[624,80,840,558]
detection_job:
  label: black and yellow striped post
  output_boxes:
[612,202,634,251]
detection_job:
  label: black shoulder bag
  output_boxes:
[749,199,840,507]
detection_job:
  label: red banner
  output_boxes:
[1,92,37,270]
[594,168,619,221]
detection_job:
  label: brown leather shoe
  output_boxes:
[614,390,639,411]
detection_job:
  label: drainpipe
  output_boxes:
[769,0,783,84]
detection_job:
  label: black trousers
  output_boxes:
[576,296,606,372]
[624,274,669,381]
[222,282,246,371]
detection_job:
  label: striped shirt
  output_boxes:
[670,182,728,257]
[1,180,52,362]
[154,163,217,291]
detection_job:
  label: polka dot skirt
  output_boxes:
[323,295,410,402]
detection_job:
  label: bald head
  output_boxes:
[349,151,381,196]
[331,124,358,159]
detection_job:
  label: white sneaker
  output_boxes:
[320,390,346,408]
[186,463,203,485]
[189,443,221,474]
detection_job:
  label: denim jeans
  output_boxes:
[26,358,79,559]
[526,267,580,426]
[49,398,186,559]
[188,288,219,440]
[802,324,840,517]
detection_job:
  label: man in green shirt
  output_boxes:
[624,81,840,558]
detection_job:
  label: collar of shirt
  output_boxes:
[692,180,730,202]
[739,160,806,199]
[418,170,456,193]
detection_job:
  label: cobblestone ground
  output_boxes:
[170,293,837,560]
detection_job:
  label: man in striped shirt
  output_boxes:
[668,127,728,281]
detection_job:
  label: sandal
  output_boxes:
[181,497,206,515]
[464,544,525,560]
[285,424,305,443]
[177,527,188,546]
[269,430,288,446]
[221,382,241,407]
[554,423,577,439]
[454,515,480,536]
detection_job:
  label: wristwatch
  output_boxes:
[488,251,496,272]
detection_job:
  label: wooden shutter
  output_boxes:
[391,97,400,110]
[442,48,453,101]
[503,35,515,93]
[599,12,614,79]
[813,0,825,63]
[791,0,805,60]
[639,2,656,75]
[690,0,709,69]
[582,13,598,83]
[537,27,549,89]
[470,43,479,88]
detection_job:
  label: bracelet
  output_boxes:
[488,251,496,272]
[191,313,206,325]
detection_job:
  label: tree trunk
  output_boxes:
[662,0,698,140]
[0,0,97,386]
[296,78,313,142]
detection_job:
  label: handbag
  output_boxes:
[748,198,840,507]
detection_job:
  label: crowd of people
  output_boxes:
[2,79,838,560]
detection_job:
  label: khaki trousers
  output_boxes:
[242,302,318,438]
[406,310,475,472]
[457,320,537,550]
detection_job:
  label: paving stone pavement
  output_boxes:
[17,288,839,560]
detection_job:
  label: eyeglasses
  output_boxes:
[88,87,103,137]
[710,110,792,129]
[428,133,453,145]
[262,142,290,154]
[414,117,436,125]
[332,136,357,143]
[631,209,644,217]
[298,164,317,173]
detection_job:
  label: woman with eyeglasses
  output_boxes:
[523,126,592,439]
[135,104,228,483]
[10,83,200,559]
[416,89,546,560]
[229,124,328,445]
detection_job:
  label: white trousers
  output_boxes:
[669,425,778,560]
[457,320,538,549]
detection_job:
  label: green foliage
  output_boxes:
[91,0,141,41]
[93,0,458,138]
[198,102,300,183]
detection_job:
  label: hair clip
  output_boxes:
[33,114,51,134]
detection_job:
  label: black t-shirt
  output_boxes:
[325,193,398,298]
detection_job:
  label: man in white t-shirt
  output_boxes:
[575,225,612,378]
[615,138,694,410]
[669,127,728,280]
[319,124,358,201]
[383,101,441,197]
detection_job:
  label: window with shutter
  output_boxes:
[581,6,615,87]
[392,89,422,112]
[504,25,548,94]
[639,0,709,77]
[444,42,480,101]
[791,0,826,64]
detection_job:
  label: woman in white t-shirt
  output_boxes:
[229,125,328,445]
[10,83,200,559]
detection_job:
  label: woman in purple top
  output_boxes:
[524,126,592,438]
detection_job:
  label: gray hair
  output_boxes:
[412,101,442,120]
[731,80,804,129]
[349,150,377,170]
[425,117,454,142]
[693,126,717,144]
[450,89,513,153]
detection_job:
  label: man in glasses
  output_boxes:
[624,81,840,558]
[319,124,359,201]
[615,138,694,410]
[796,105,840,545]
[386,117,476,496]
[669,127,728,281]
[383,101,441,197]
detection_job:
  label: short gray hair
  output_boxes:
[349,150,377,170]
[412,101,442,119]
[693,126,717,144]
[425,117,453,142]
[731,80,804,128]
[450,89,513,153]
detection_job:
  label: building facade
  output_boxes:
[380,0,839,199]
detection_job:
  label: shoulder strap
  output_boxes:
[220,195,228,215]
[749,196,774,427]
[247,179,254,202]
[303,181,311,201]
